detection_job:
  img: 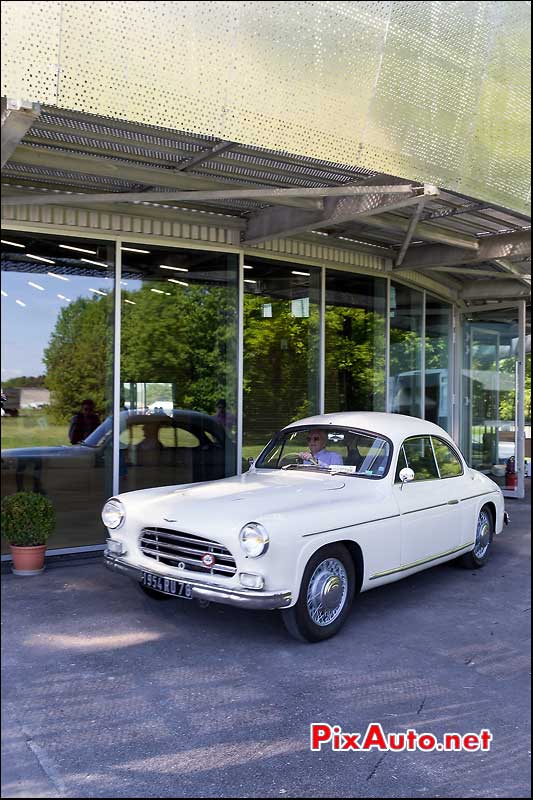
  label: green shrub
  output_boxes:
[1,492,55,546]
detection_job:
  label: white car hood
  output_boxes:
[119,469,349,532]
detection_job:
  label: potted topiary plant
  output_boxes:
[1,492,55,575]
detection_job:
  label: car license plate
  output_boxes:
[140,571,193,600]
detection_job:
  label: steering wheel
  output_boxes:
[279,453,304,467]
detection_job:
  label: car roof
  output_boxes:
[120,409,227,435]
[282,412,454,446]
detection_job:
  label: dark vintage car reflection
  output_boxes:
[1,410,236,510]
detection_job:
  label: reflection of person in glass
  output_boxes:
[213,399,236,431]
[69,399,101,444]
[299,430,343,467]
[136,422,163,465]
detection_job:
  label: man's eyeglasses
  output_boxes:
[307,435,322,442]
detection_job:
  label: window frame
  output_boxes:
[396,434,440,483]
[430,436,465,479]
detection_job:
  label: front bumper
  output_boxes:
[104,552,292,610]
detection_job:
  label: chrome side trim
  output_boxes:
[403,502,449,515]
[302,513,401,538]
[369,541,475,580]
[104,552,291,610]
[460,491,499,502]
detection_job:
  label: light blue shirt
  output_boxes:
[305,448,343,467]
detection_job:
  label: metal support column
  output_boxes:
[319,266,326,415]
[236,252,244,474]
[385,276,391,412]
[420,291,426,420]
[112,242,122,496]
[516,300,527,499]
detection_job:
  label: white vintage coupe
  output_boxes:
[103,412,509,642]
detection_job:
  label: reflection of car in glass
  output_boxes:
[103,412,508,642]
[1,410,234,507]
[391,369,448,427]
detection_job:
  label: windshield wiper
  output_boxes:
[281,463,360,476]
[281,463,330,472]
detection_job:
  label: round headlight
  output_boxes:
[239,522,269,558]
[102,499,125,530]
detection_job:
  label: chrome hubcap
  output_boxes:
[474,511,492,559]
[307,558,348,626]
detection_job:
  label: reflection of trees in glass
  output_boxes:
[390,327,420,375]
[325,305,385,412]
[121,285,237,414]
[243,295,319,443]
[44,296,112,422]
[44,285,237,422]
[2,375,46,388]
[498,353,531,423]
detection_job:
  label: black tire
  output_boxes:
[458,506,494,569]
[281,544,355,643]
[137,582,172,601]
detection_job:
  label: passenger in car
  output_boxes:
[299,430,343,467]
[136,422,164,466]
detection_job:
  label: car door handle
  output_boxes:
[448,499,460,505]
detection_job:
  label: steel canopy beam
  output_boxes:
[396,230,531,270]
[460,280,531,301]
[346,211,480,250]
[242,184,439,246]
[0,180,417,208]
[394,198,427,266]
[423,201,491,220]
[489,258,532,287]
[2,145,327,211]
[1,98,41,168]
[421,266,528,278]
[175,140,237,171]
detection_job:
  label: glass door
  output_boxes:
[461,305,526,499]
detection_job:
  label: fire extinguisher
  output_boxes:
[505,456,518,489]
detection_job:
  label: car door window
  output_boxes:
[402,436,439,481]
[432,437,463,478]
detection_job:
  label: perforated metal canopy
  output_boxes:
[1,101,531,306]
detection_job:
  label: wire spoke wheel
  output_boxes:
[306,558,348,626]
[474,509,492,560]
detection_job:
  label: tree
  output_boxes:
[43,295,112,421]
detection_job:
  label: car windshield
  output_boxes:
[255,426,392,479]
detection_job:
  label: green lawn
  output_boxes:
[1,415,70,449]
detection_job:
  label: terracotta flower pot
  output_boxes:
[9,544,47,576]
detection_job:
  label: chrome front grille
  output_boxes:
[140,528,237,577]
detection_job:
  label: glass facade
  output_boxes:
[118,244,239,491]
[325,271,386,413]
[461,310,522,494]
[389,284,424,418]
[242,258,320,464]
[425,297,452,432]
[1,232,115,552]
[5,226,501,554]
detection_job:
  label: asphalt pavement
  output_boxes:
[1,485,531,798]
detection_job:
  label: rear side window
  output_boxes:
[402,436,439,481]
[432,437,463,478]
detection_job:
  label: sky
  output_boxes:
[1,271,115,381]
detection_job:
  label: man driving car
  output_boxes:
[299,430,343,467]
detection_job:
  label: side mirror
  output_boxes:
[399,467,415,488]
[247,457,255,469]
